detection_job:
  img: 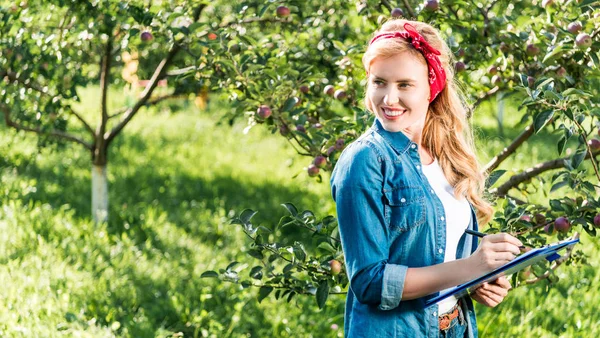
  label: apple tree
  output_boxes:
[198,0,600,308]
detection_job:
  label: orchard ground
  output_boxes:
[0,87,599,337]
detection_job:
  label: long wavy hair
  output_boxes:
[362,19,493,225]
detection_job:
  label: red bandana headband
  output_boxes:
[368,23,446,103]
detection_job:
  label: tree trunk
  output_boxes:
[92,164,108,223]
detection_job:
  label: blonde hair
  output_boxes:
[362,19,493,225]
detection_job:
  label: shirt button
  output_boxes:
[440,216,445,221]
[411,144,417,149]
[433,312,437,317]
[430,189,434,193]
[438,248,443,254]
[400,198,406,203]
[416,165,421,170]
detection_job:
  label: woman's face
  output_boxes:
[366,51,431,135]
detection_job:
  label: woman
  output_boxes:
[330,19,523,337]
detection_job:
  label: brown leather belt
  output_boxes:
[438,303,461,331]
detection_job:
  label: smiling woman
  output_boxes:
[330,19,523,338]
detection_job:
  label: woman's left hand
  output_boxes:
[470,276,511,307]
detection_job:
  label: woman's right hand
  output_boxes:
[467,233,523,275]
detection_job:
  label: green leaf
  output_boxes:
[281,203,298,217]
[282,97,300,112]
[486,170,507,188]
[316,280,329,309]
[249,266,263,280]
[247,248,264,259]
[570,147,587,169]
[318,242,336,253]
[557,135,568,155]
[257,286,273,303]
[293,243,307,262]
[240,209,258,225]
[534,110,554,133]
[201,271,219,278]
[542,45,565,63]
[226,261,239,271]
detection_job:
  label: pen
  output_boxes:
[464,229,486,238]
[464,229,526,250]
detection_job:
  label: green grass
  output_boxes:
[0,87,598,337]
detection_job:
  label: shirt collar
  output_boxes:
[371,118,413,155]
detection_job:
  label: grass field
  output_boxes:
[0,87,598,337]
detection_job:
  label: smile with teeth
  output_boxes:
[382,107,406,117]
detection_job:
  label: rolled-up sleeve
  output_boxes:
[331,143,408,310]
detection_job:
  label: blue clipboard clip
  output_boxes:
[424,236,580,308]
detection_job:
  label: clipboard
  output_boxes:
[424,237,580,307]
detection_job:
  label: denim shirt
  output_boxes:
[330,118,480,338]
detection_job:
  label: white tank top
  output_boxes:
[421,158,471,314]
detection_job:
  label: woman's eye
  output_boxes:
[398,83,410,88]
[373,80,384,86]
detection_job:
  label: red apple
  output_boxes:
[543,223,554,234]
[207,32,218,41]
[307,164,320,177]
[329,260,342,275]
[313,155,327,168]
[454,61,466,72]
[391,8,403,18]
[334,89,347,100]
[335,138,345,150]
[299,85,310,94]
[276,5,290,17]
[487,66,498,75]
[588,139,600,151]
[424,0,439,11]
[527,76,536,88]
[323,85,335,96]
[554,217,570,232]
[296,124,306,133]
[556,67,566,77]
[594,214,600,228]
[140,31,153,42]
[256,105,271,118]
[575,33,592,49]
[520,215,532,222]
[567,21,583,34]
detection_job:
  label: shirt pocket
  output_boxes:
[384,186,426,233]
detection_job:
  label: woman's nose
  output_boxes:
[383,88,400,106]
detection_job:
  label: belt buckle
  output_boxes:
[438,304,460,331]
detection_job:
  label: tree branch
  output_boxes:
[401,0,416,18]
[108,93,188,120]
[98,36,112,138]
[490,150,600,197]
[1,104,93,150]
[1,70,49,96]
[219,17,292,29]
[105,4,207,145]
[1,70,95,137]
[483,123,535,174]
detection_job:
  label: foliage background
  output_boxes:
[0,89,597,337]
[1,0,600,337]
